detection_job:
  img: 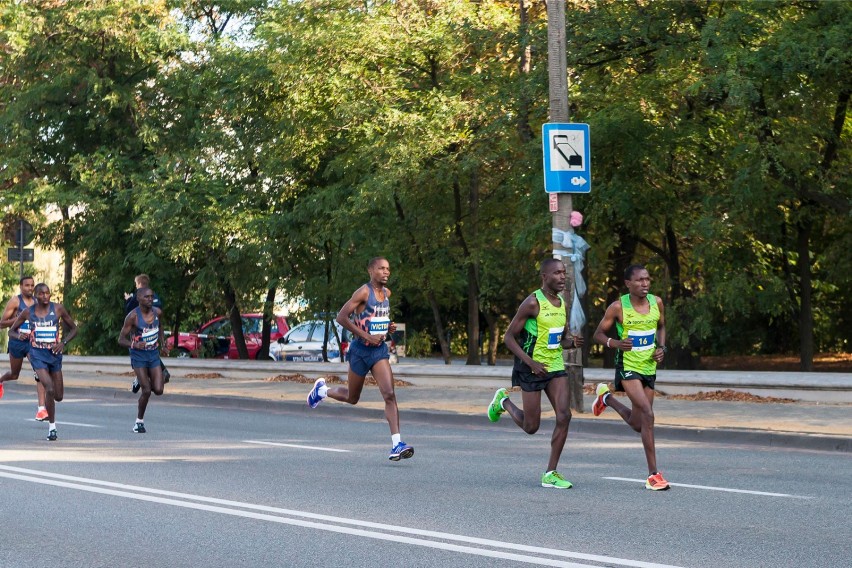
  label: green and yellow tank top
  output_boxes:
[615,294,660,375]
[516,289,567,373]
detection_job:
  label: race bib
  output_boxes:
[141,327,159,348]
[368,317,390,335]
[627,330,656,351]
[34,325,58,345]
[547,327,564,349]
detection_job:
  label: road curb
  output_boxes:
[63,386,852,454]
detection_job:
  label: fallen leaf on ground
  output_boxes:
[185,372,224,379]
[665,389,796,403]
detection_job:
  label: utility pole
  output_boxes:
[547,0,584,411]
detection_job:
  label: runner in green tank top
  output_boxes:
[486,258,585,489]
[592,265,670,490]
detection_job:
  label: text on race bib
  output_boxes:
[368,317,390,335]
[547,326,564,349]
[627,330,656,352]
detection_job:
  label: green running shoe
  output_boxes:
[487,388,509,422]
[541,471,573,489]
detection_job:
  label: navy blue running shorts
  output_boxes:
[30,347,62,373]
[347,340,389,377]
[130,349,162,369]
[7,338,30,360]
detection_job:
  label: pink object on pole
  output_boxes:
[570,211,583,227]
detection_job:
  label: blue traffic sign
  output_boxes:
[542,123,591,193]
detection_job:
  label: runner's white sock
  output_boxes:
[136,418,144,424]
[500,397,508,410]
[48,422,56,430]
[602,393,610,406]
[38,406,46,412]
[318,385,328,398]
[392,433,401,447]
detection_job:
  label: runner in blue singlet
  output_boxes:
[118,287,167,434]
[9,283,78,441]
[0,276,48,418]
[306,257,414,461]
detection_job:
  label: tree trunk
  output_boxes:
[224,281,249,359]
[257,285,276,361]
[428,290,451,363]
[483,311,499,366]
[797,217,814,371]
[61,206,73,297]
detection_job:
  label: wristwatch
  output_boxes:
[659,345,668,353]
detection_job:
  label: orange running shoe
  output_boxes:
[0,382,4,399]
[645,472,671,491]
[592,383,610,416]
[35,408,49,421]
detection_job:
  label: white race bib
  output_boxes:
[546,327,564,349]
[368,317,390,335]
[34,325,58,345]
[627,330,655,352]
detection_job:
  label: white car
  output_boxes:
[270,320,350,362]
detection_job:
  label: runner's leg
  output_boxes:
[135,368,153,420]
[542,376,571,472]
[327,369,366,405]
[620,380,657,474]
[504,390,543,434]
[370,359,400,434]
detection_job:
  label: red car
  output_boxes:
[166,314,290,360]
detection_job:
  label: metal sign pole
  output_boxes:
[18,219,24,280]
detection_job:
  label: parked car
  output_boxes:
[166,314,289,360]
[271,320,351,362]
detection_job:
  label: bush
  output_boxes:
[405,330,434,358]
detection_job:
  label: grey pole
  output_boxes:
[18,219,24,280]
[547,0,584,411]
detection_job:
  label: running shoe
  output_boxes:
[306,378,326,408]
[645,472,670,491]
[131,378,140,394]
[487,388,509,422]
[46,429,58,441]
[133,422,146,434]
[541,471,573,489]
[388,441,414,461]
[592,382,610,417]
[35,408,48,421]
[0,382,4,399]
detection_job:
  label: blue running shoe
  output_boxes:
[389,442,414,461]
[307,378,326,408]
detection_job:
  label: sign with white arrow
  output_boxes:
[542,123,591,194]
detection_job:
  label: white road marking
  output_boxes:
[243,440,351,453]
[603,476,812,499]
[0,465,686,568]
[27,420,102,428]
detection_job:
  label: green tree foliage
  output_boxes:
[1,0,846,368]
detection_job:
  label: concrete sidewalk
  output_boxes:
[2,355,850,452]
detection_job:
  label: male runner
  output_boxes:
[118,287,166,433]
[487,258,584,489]
[306,257,413,461]
[591,264,670,490]
[124,274,167,393]
[9,283,77,441]
[0,276,48,419]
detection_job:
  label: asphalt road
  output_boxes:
[1,389,850,568]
